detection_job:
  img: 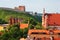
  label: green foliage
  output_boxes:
[0,19,8,24]
[0,32,10,40]
[20,28,28,38]
[29,18,37,29]
[23,28,28,38]
[0,8,43,40]
[0,24,20,40]
[0,9,38,23]
[0,24,28,40]
[35,23,43,29]
[34,15,42,22]
[20,29,23,38]
[35,25,42,29]
[29,24,34,29]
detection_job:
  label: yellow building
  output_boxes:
[0,26,4,31]
[0,24,9,31]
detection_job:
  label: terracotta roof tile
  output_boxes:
[20,23,28,29]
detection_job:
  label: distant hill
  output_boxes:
[0,7,42,23]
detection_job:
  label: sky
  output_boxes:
[0,0,60,13]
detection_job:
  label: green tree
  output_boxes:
[23,28,28,38]
[0,24,20,40]
[20,28,28,38]
[29,24,34,29]
[29,18,37,29]
[20,29,23,38]
[0,19,8,24]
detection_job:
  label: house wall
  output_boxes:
[0,26,4,31]
[42,13,60,29]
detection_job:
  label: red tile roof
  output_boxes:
[47,14,60,26]
[20,23,28,29]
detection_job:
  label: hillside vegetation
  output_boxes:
[0,8,41,23]
[0,8,43,40]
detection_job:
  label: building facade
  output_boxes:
[42,9,60,29]
[15,6,25,12]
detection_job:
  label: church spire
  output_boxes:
[43,8,45,14]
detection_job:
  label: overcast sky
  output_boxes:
[0,0,60,13]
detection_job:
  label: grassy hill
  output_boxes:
[0,8,42,23]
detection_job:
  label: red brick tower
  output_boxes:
[18,6,25,11]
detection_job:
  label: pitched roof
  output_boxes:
[47,14,60,26]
